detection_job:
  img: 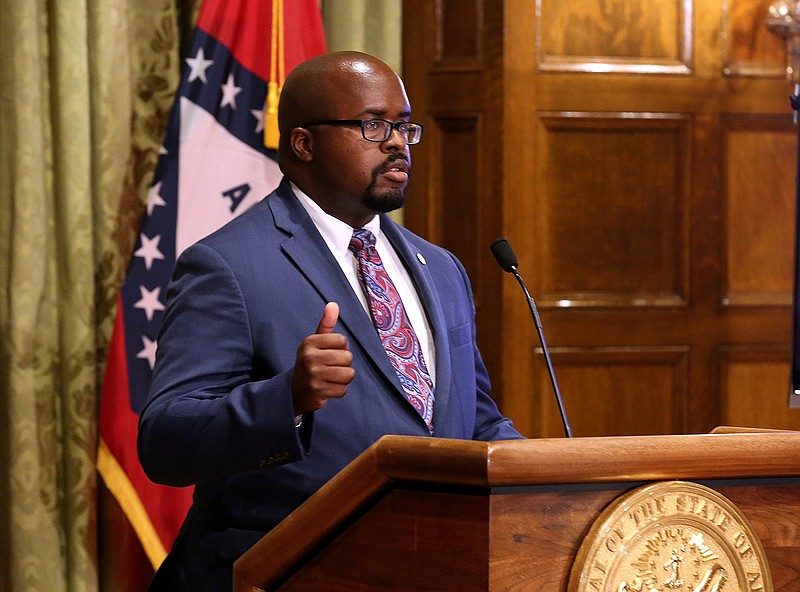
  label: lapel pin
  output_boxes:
[416,253,427,265]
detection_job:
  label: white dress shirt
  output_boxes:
[292,184,436,383]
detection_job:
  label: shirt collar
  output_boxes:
[291,182,382,258]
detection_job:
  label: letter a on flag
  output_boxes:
[98,0,326,570]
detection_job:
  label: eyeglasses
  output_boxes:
[302,119,424,145]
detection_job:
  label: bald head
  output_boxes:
[277,52,405,160]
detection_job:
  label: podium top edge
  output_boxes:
[371,431,800,486]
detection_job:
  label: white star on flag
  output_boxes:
[220,74,242,109]
[136,335,158,370]
[146,182,167,216]
[185,48,214,83]
[134,233,165,270]
[133,285,165,321]
[251,107,265,134]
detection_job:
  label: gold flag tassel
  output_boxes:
[264,0,284,149]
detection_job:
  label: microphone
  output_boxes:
[490,238,573,438]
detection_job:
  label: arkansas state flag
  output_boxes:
[98,0,326,569]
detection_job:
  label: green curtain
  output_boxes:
[0,1,398,589]
[321,0,402,74]
[0,0,185,589]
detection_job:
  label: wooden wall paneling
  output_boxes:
[536,0,692,74]
[535,112,692,308]
[723,0,786,77]
[429,115,482,290]
[719,346,800,429]
[512,0,707,438]
[534,346,690,437]
[722,115,796,307]
[434,0,482,70]
[404,0,799,437]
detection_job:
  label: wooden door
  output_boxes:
[403,0,800,437]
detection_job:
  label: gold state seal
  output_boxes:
[568,481,772,592]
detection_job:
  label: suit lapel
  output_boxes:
[267,183,407,400]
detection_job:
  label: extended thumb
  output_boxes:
[315,302,339,334]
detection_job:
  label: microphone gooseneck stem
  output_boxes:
[511,266,573,438]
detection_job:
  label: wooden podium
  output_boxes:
[233,430,800,591]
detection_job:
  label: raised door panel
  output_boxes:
[719,347,800,429]
[723,116,795,306]
[724,0,786,76]
[537,0,692,74]
[536,113,691,308]
[535,347,689,437]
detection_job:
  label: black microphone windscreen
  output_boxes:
[490,238,518,273]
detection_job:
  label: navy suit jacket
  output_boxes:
[138,180,522,590]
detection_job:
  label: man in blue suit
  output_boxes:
[138,51,523,590]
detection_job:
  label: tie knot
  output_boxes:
[349,228,376,255]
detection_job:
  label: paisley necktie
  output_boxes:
[349,229,434,433]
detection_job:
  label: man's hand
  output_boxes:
[291,302,355,415]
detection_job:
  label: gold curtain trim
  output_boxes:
[97,438,167,569]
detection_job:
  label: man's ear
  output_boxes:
[289,127,313,162]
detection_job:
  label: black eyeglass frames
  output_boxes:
[302,119,424,145]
